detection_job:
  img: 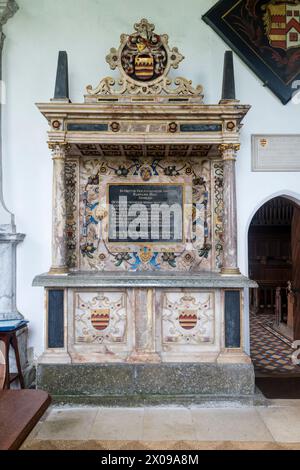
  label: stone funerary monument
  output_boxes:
[34,19,256,402]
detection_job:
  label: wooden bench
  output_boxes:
[0,390,51,450]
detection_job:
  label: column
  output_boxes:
[49,143,68,274]
[219,144,240,275]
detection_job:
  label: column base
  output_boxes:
[38,351,72,364]
[48,266,69,275]
[217,351,252,365]
[221,267,241,275]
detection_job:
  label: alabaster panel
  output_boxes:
[65,155,225,273]
[158,289,222,360]
[162,291,215,345]
[66,289,134,363]
[74,291,127,344]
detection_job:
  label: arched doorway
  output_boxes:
[248,196,300,398]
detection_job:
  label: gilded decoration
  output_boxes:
[162,292,215,345]
[86,19,203,98]
[75,292,126,344]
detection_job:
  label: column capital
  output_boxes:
[48,142,70,160]
[218,143,240,161]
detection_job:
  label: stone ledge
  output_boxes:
[33,271,257,289]
[37,363,255,401]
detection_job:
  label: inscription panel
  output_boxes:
[108,183,184,243]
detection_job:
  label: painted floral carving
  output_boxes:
[63,156,225,272]
[213,163,224,270]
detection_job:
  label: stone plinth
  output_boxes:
[37,362,255,405]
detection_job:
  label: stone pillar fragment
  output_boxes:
[219,144,240,275]
[0,232,25,319]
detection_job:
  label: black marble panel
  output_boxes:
[225,290,241,348]
[180,124,222,132]
[67,123,108,132]
[48,290,64,349]
[108,184,183,243]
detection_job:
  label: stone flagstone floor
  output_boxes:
[21,401,300,450]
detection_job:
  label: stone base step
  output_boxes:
[37,363,256,404]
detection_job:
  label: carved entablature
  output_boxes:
[85,19,204,103]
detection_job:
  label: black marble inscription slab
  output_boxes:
[67,123,108,132]
[108,184,183,243]
[48,290,64,349]
[180,124,222,132]
[225,290,241,348]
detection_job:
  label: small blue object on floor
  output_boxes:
[0,320,29,332]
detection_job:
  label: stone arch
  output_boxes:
[244,190,300,277]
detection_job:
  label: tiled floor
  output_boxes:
[21,402,300,450]
[250,313,300,375]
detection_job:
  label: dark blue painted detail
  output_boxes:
[180,124,222,132]
[67,123,108,132]
[225,290,241,348]
[48,290,64,349]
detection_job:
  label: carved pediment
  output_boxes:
[86,19,204,101]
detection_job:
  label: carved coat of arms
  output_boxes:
[162,293,214,344]
[86,18,203,98]
[178,310,198,330]
[91,308,110,331]
[75,293,126,344]
[121,21,167,81]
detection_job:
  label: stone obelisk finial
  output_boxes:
[220,51,238,104]
[53,51,70,102]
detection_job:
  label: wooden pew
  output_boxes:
[0,390,51,450]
